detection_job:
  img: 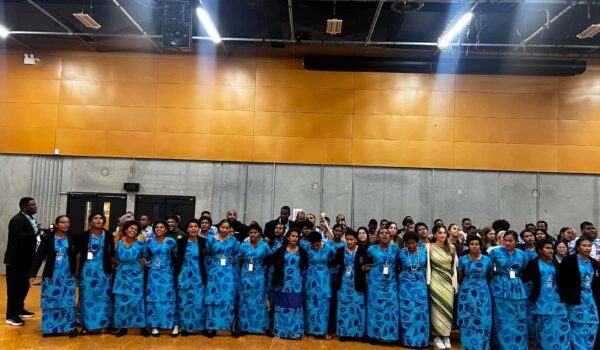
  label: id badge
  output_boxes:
[383,264,389,275]
[220,257,227,266]
[56,251,64,262]
[154,257,161,269]
[248,263,254,272]
[509,270,516,279]
[87,251,94,260]
[345,266,352,277]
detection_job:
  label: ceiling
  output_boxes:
[1,0,600,58]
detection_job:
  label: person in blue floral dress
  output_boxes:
[29,215,78,337]
[271,228,308,339]
[112,221,149,337]
[236,223,272,336]
[204,219,240,337]
[365,227,400,343]
[559,236,599,350]
[519,229,539,339]
[397,231,429,348]
[304,231,336,339]
[266,222,286,334]
[523,239,570,350]
[175,219,207,336]
[76,212,114,334]
[457,235,493,350]
[145,220,178,336]
[489,230,528,349]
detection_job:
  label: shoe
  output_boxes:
[181,330,189,337]
[443,337,451,349]
[115,328,128,337]
[433,337,446,349]
[69,329,78,338]
[171,325,179,337]
[140,328,150,337]
[207,330,216,338]
[339,336,348,342]
[42,333,51,338]
[265,330,275,338]
[18,310,35,318]
[79,328,88,336]
[232,330,241,338]
[151,328,160,337]
[5,317,24,326]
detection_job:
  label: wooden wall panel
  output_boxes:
[559,71,600,95]
[60,81,157,107]
[55,129,154,158]
[454,118,558,145]
[454,143,558,172]
[558,120,600,146]
[353,115,454,141]
[155,109,253,135]
[352,139,454,168]
[253,136,352,164]
[354,90,454,116]
[254,112,352,138]
[256,69,354,89]
[158,57,256,86]
[0,127,55,154]
[255,87,353,114]
[355,73,454,91]
[61,56,158,83]
[455,75,558,94]
[0,80,60,103]
[558,94,600,121]
[154,133,253,161]
[58,105,155,132]
[157,84,254,110]
[559,145,600,173]
[0,54,62,80]
[455,92,557,119]
[0,103,58,128]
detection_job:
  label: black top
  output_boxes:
[269,245,308,289]
[175,236,207,285]
[166,230,187,241]
[229,220,249,242]
[557,254,600,305]
[523,257,564,303]
[4,212,37,264]
[29,233,78,278]
[264,218,289,242]
[75,230,115,275]
[330,245,368,293]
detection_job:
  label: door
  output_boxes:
[66,193,128,234]
[134,195,196,226]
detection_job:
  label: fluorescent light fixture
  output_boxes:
[577,24,600,39]
[73,12,101,30]
[437,11,474,49]
[196,7,221,44]
[326,18,343,35]
[0,24,9,39]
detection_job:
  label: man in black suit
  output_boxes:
[226,209,249,242]
[4,197,39,326]
[264,206,291,242]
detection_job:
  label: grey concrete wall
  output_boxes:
[1,153,598,273]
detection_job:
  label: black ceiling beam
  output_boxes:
[261,0,285,48]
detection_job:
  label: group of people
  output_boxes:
[5,198,600,350]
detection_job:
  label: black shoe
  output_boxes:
[5,316,24,326]
[206,330,216,338]
[140,328,150,337]
[42,333,51,338]
[265,330,275,338]
[115,328,128,337]
[369,338,378,345]
[18,310,35,318]
[232,330,241,338]
[339,336,348,342]
[181,330,189,337]
[69,329,78,338]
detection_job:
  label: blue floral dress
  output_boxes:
[41,236,77,334]
[177,239,205,333]
[336,246,366,338]
[274,250,304,339]
[304,242,336,336]
[366,244,400,341]
[113,240,146,328]
[397,247,429,348]
[237,240,272,334]
[532,259,570,350]
[78,232,112,330]
[457,255,493,350]
[204,235,240,330]
[567,256,599,350]
[489,247,528,350]
[522,247,539,339]
[145,237,177,329]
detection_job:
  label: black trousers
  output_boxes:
[5,262,32,318]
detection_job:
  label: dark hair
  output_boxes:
[386,221,398,229]
[186,218,200,229]
[200,210,211,216]
[576,236,593,252]
[415,222,428,231]
[536,220,548,227]
[300,220,314,230]
[402,218,414,226]
[520,229,534,239]
[308,231,322,244]
[153,220,168,231]
[580,221,594,231]
[433,218,444,225]
[535,239,554,253]
[492,219,511,232]
[166,215,180,223]
[504,230,519,242]
[554,239,569,253]
[432,224,451,254]
[332,223,343,231]
[54,215,68,225]
[123,220,142,235]
[199,215,212,226]
[284,227,300,245]
[87,212,106,224]
[216,219,229,228]
[248,222,263,234]
[377,227,388,236]
[403,231,419,244]
[281,206,291,213]
[462,217,471,224]
[368,219,377,226]
[466,234,482,247]
[139,213,151,220]
[19,197,34,209]
[345,230,358,239]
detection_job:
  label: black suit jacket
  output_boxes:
[29,233,78,278]
[175,237,207,285]
[269,245,308,289]
[523,257,564,303]
[4,212,37,265]
[330,246,368,293]
[558,254,600,305]
[75,230,115,275]
[264,218,289,242]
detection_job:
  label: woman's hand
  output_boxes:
[29,277,36,287]
[362,264,372,271]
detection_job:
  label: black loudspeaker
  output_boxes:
[124,183,140,192]
[162,1,192,49]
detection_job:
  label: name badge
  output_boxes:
[248,263,254,272]
[87,251,94,260]
[154,257,161,269]
[346,266,352,277]
[509,270,516,279]
[383,264,389,275]
[220,257,227,266]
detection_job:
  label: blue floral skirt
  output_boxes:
[146,300,176,329]
[177,287,205,332]
[492,297,527,350]
[205,304,234,331]
[79,277,112,330]
[534,314,570,350]
[570,321,597,350]
[114,294,145,328]
[304,297,330,336]
[42,307,77,334]
[274,292,304,339]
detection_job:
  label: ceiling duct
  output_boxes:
[303,55,586,76]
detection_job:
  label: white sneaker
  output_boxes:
[171,325,179,336]
[443,337,451,349]
[433,336,446,349]
[151,328,159,336]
